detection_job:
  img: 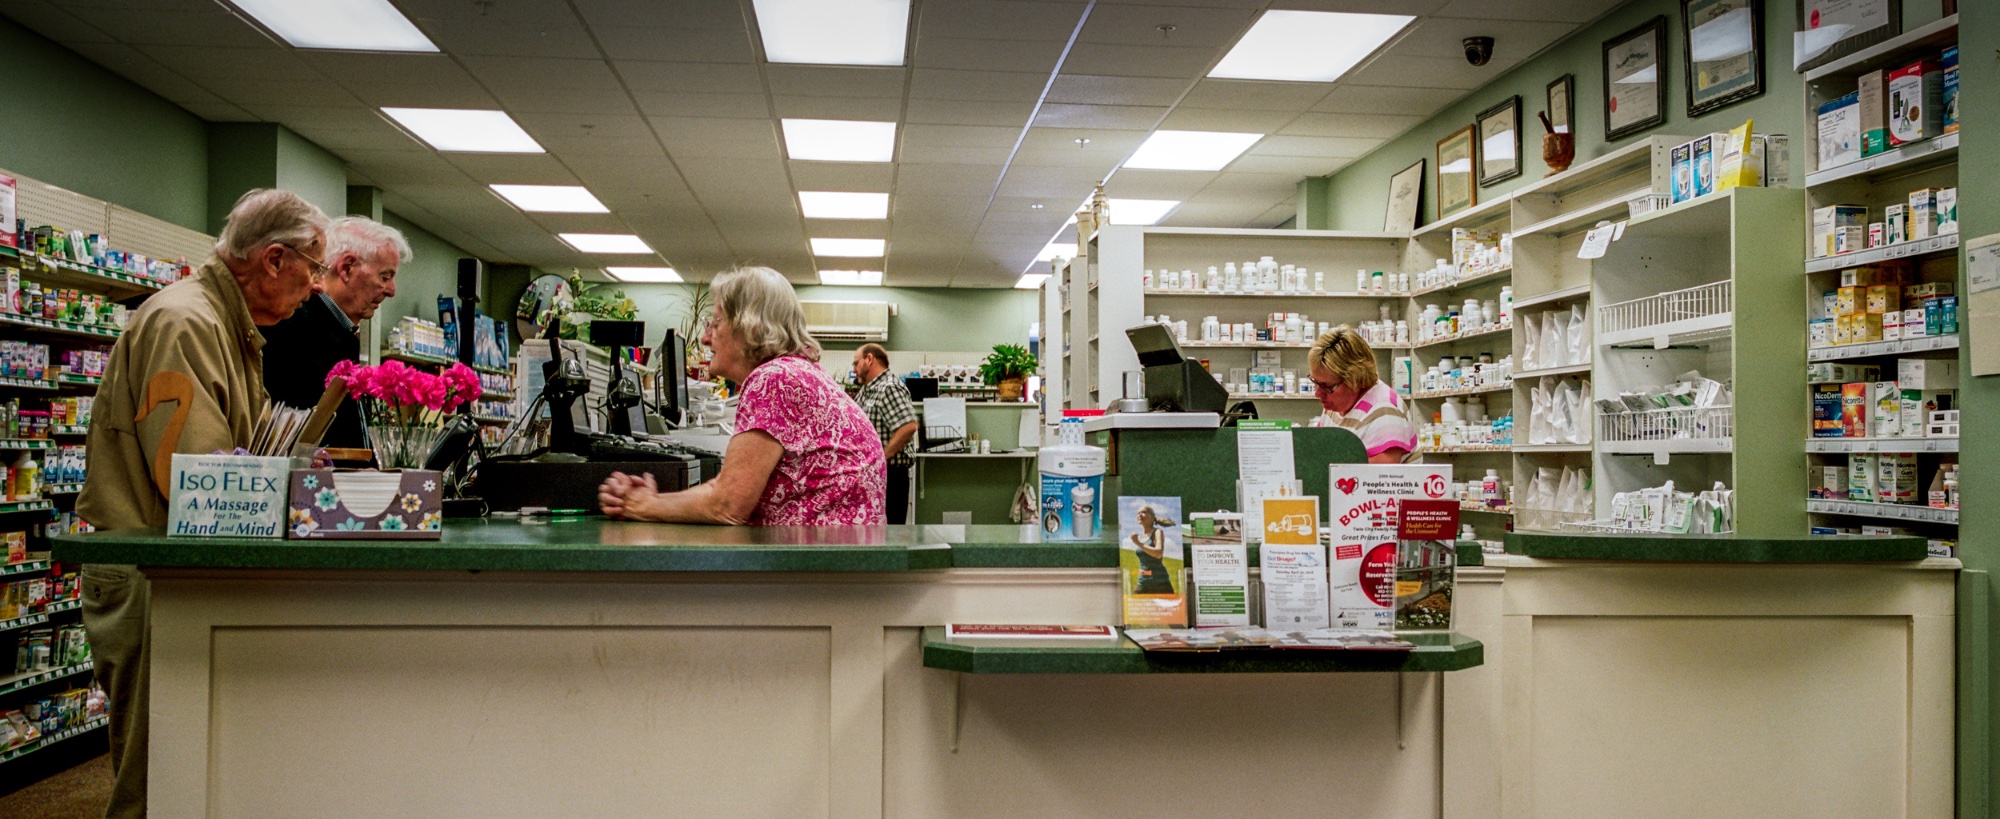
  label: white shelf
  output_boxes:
[1408,265,1511,298]
[1597,280,1733,349]
[1805,132,1958,187]
[1809,335,1959,362]
[0,559,48,577]
[1414,196,1512,238]
[1411,321,1512,350]
[1142,290,1402,299]
[1460,503,1513,516]
[0,714,108,767]
[1807,437,1957,454]
[1516,363,1592,379]
[1804,234,1958,274]
[1598,312,1732,349]
[1513,187,1649,239]
[1421,444,1511,454]
[1179,341,1314,350]
[0,659,92,696]
[1807,499,1957,525]
[1513,442,1592,453]
[1227,393,1319,401]
[1599,438,1733,455]
[1803,14,1958,82]
[1513,284,1592,310]
[1409,380,1513,400]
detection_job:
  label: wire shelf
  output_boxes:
[1597,405,1732,448]
[1596,280,1732,348]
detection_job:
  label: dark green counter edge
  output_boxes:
[1504,532,1930,562]
[920,627,1483,674]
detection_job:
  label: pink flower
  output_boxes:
[326,360,355,388]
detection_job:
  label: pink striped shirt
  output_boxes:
[1324,382,1418,461]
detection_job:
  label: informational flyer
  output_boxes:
[1119,496,1187,628]
[1190,542,1249,628]
[1235,420,1296,541]
[1327,464,1453,630]
[1258,496,1329,630]
[1394,499,1460,632]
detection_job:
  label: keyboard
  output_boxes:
[586,434,696,462]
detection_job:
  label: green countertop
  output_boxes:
[1504,532,1931,562]
[53,519,952,573]
[921,627,1483,673]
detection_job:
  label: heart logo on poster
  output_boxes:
[1337,477,1358,495]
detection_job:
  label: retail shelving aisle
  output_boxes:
[1799,16,1961,549]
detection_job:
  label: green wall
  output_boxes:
[379,211,475,336]
[207,123,348,234]
[276,127,348,221]
[1317,1,1941,231]
[602,282,1038,355]
[0,15,208,232]
[1958,6,1997,817]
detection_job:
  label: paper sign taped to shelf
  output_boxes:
[1612,220,1627,240]
[1578,224,1615,259]
[1970,234,2000,376]
[1966,234,2000,294]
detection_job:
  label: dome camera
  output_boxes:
[1463,36,1495,66]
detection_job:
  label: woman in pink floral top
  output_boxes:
[598,266,886,525]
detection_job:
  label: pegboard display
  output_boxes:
[9,169,213,263]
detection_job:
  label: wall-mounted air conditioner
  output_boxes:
[800,300,892,342]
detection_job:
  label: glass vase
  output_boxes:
[368,425,441,471]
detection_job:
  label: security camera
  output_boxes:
[1463,36,1495,66]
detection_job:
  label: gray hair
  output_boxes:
[327,216,412,265]
[213,189,331,262]
[712,266,820,363]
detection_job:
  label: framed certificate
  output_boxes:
[1384,158,1424,232]
[1477,95,1523,186]
[1547,74,1575,134]
[1603,16,1668,142]
[1435,126,1477,219]
[1795,0,1902,72]
[1683,0,1766,116]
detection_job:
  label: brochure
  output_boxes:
[1235,419,1296,540]
[1327,464,1453,630]
[1118,496,1188,628]
[1126,627,1414,653]
[945,624,1120,641]
[1189,541,1250,628]
[1259,496,1330,630]
[1395,499,1460,632]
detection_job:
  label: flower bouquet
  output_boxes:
[281,360,475,540]
[328,359,482,469]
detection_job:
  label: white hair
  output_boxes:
[213,189,330,262]
[327,216,413,265]
[712,266,821,363]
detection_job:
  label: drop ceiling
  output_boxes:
[2,0,1624,287]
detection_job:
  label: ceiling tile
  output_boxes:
[1094,169,1216,199]
[904,98,1038,127]
[1395,17,1579,61]
[764,66,906,99]
[994,166,1104,198]
[513,113,656,141]
[459,55,620,88]
[2,1,116,45]
[1032,103,1166,130]
[770,95,902,121]
[63,42,223,104]
[69,5,271,48]
[913,37,1068,73]
[1047,74,1189,107]
[178,100,257,122]
[897,164,1006,197]
[918,0,1088,41]
[1314,84,1465,115]
[489,86,640,116]
[909,69,1050,102]
[133,44,322,85]
[1078,3,1256,47]
[570,0,749,30]
[632,91,770,118]
[342,151,477,186]
[1222,155,1350,176]
[904,124,1021,149]
[1058,43,1218,79]
[1278,112,1426,139]
[1155,107,1299,132]
[1343,54,1521,90]
[616,61,763,94]
[1249,134,1381,157]
[788,162,897,191]
[593,26,757,62]
[1178,79,1330,111]
[423,16,601,58]
[1432,0,1623,22]
[537,135,667,157]
[652,116,783,160]
[444,153,582,186]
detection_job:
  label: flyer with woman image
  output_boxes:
[1119,496,1187,627]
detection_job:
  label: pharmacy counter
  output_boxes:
[51,524,1957,818]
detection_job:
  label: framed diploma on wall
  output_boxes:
[1603,16,1668,142]
[1435,126,1477,219]
[1683,0,1766,116]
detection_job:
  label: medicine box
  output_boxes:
[1942,47,1960,135]
[1869,381,1901,437]
[1866,285,1900,314]
[1813,205,1868,258]
[1761,134,1791,188]
[1692,134,1725,198]
[1883,312,1902,340]
[1849,453,1878,500]
[1670,142,1695,204]
[1812,383,1844,437]
[1841,266,1887,288]
[1939,296,1959,335]
[1929,409,1960,438]
[1905,282,1953,300]
[1897,358,1957,390]
[1909,188,1940,240]
[1887,60,1943,147]
[1876,453,1917,504]
[1808,318,1833,348]
[1868,223,1885,248]
[1840,383,1868,436]
[1901,389,1952,438]
[1812,465,1847,499]
[1808,363,1878,383]
[1855,312,1883,342]
[1938,188,1958,235]
[1817,92,1861,170]
[1834,287,1862,316]
[1858,70,1888,156]
[1885,204,1907,245]
[1903,307,1927,337]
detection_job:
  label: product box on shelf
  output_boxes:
[286,469,443,540]
[1929,409,1960,438]
[1809,318,1833,348]
[1816,92,1861,170]
[1762,134,1792,187]
[1809,363,1878,383]
[1849,453,1878,500]
[1868,223,1886,248]
[1811,465,1848,500]
[1903,307,1928,338]
[167,453,292,538]
[1715,124,1761,190]
[1909,189,1941,240]
[1670,142,1695,203]
[1942,47,1960,135]
[1884,312,1903,341]
[1812,383,1843,437]
[1897,358,1958,390]
[1885,204,1908,245]
[1840,383,1867,436]
[1901,389,1953,437]
[1691,134,1722,198]
[1867,284,1901,315]
[0,177,14,251]
[1813,205,1868,258]
[1887,60,1944,147]
[1938,188,1958,235]
[1939,296,1960,335]
[1869,381,1902,437]
[1876,453,1918,504]
[1858,69,1888,156]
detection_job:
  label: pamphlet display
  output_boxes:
[1189,540,1249,629]
[1327,464,1454,630]
[1119,496,1187,627]
[1395,499,1460,631]
[1258,496,1329,630]
[1235,419,1296,540]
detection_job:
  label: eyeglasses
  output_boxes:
[280,244,331,281]
[1311,377,1344,394]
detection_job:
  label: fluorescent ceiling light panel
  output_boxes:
[228,0,437,52]
[382,108,543,153]
[781,119,897,162]
[1037,242,1078,262]
[799,191,890,219]
[560,233,654,254]
[490,185,609,213]
[1209,11,1412,83]
[604,267,682,283]
[1123,131,1263,171]
[753,0,909,66]
[1015,273,1051,290]
[811,238,886,257]
[818,270,885,286]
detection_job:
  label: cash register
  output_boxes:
[470,317,718,513]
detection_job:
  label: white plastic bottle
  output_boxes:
[1224,262,1239,292]
[1258,256,1277,291]
[1314,271,1325,293]
[1482,469,1501,506]
[1499,286,1514,322]
[1040,413,1106,541]
[1206,266,1220,292]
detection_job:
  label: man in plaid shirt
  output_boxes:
[851,343,918,523]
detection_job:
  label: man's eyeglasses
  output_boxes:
[281,244,331,281]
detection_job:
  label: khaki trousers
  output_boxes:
[81,565,148,819]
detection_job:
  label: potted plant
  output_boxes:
[978,344,1037,402]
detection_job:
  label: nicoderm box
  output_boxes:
[1816,92,1861,170]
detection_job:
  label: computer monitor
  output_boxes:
[657,329,688,427]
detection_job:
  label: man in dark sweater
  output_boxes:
[260,216,408,449]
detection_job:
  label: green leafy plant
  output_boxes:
[558,270,638,340]
[979,344,1037,385]
[672,282,712,365]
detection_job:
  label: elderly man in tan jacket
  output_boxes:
[78,188,330,819]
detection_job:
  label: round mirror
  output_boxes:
[514,274,572,340]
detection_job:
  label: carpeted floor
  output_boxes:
[0,754,109,819]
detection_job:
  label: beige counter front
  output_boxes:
[53,522,1957,817]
